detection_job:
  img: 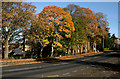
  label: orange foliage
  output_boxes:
[39,6,75,40]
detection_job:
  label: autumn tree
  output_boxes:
[95,12,109,51]
[39,6,75,57]
[19,2,36,58]
[28,14,51,58]
[2,2,36,59]
[64,4,98,53]
[64,4,81,54]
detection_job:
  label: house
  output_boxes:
[9,47,23,59]
[114,38,120,49]
[9,44,31,59]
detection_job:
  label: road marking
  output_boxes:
[72,70,77,72]
[63,73,70,75]
[4,66,42,72]
[47,75,59,77]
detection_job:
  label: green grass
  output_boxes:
[104,48,109,50]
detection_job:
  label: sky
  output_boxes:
[31,2,119,38]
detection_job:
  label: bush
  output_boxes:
[104,48,109,50]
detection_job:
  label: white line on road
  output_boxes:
[47,75,59,77]
[63,73,70,75]
[72,70,77,72]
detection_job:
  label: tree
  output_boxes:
[29,14,51,58]
[105,34,116,49]
[2,2,36,59]
[39,6,75,57]
[64,4,98,53]
[19,2,36,58]
[95,12,109,51]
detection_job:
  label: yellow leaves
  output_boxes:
[44,39,49,44]
[43,39,47,43]
[65,29,69,33]
[45,36,48,38]
[58,28,62,31]
[59,35,63,40]
[39,6,75,39]
[43,44,47,47]
[34,34,39,38]
[65,34,71,38]
[96,37,102,43]
[53,41,62,47]
[57,42,62,47]
[53,33,59,37]
[53,19,60,24]
[2,22,8,26]
[65,23,70,28]
[49,17,54,20]
[52,44,56,47]
[56,33,59,37]
[72,26,75,32]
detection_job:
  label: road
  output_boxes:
[2,51,120,78]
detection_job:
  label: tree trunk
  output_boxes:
[4,36,9,59]
[95,42,96,53]
[72,49,74,55]
[93,41,94,52]
[2,42,4,59]
[85,43,87,53]
[81,45,83,54]
[30,48,33,58]
[103,37,104,51]
[23,34,25,58]
[68,48,70,55]
[51,44,54,57]
[40,47,43,58]
[88,42,90,52]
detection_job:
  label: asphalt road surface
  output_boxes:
[2,51,120,79]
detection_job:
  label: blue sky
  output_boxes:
[31,2,118,38]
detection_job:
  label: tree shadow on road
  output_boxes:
[36,50,120,73]
[76,60,120,72]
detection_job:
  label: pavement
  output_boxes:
[2,52,103,67]
[1,50,120,78]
